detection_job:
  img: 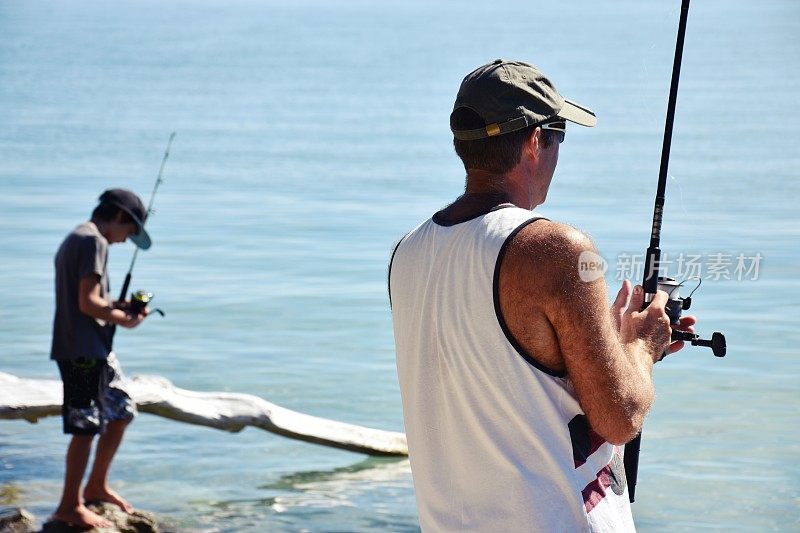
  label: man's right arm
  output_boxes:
[500,220,672,445]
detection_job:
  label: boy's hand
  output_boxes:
[110,307,147,328]
[113,299,129,310]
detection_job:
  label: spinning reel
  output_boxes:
[657,277,726,357]
[129,289,165,317]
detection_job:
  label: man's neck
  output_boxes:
[463,168,532,209]
[436,181,520,225]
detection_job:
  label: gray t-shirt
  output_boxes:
[50,221,114,360]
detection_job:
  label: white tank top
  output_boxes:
[390,206,635,532]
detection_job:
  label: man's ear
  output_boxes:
[525,127,543,160]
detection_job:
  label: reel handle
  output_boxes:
[671,330,726,357]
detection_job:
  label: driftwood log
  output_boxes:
[0,372,407,456]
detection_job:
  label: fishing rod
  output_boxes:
[117,132,176,315]
[623,0,726,503]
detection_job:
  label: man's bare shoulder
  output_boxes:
[498,221,606,375]
[507,219,597,277]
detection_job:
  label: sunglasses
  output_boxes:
[540,120,566,144]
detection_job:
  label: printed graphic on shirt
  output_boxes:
[569,414,627,512]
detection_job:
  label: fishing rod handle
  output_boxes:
[118,272,132,302]
[624,435,642,502]
[641,246,662,304]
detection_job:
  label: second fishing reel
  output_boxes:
[657,277,725,357]
[130,290,165,317]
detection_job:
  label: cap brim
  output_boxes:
[558,99,597,127]
[113,202,151,250]
[129,226,151,250]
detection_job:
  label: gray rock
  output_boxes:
[0,508,36,533]
[29,502,162,533]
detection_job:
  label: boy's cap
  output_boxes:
[99,188,151,250]
[450,59,597,141]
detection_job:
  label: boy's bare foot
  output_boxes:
[84,485,134,514]
[52,503,113,528]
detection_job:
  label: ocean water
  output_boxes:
[0,0,798,531]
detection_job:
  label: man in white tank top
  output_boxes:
[389,59,697,532]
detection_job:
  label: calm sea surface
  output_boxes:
[1,1,798,531]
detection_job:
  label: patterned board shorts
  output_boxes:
[56,353,137,435]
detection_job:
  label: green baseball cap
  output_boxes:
[450,59,597,141]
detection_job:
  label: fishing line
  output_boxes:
[669,174,690,216]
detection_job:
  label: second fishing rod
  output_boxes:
[117,132,176,320]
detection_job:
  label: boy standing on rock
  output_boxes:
[50,188,151,529]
